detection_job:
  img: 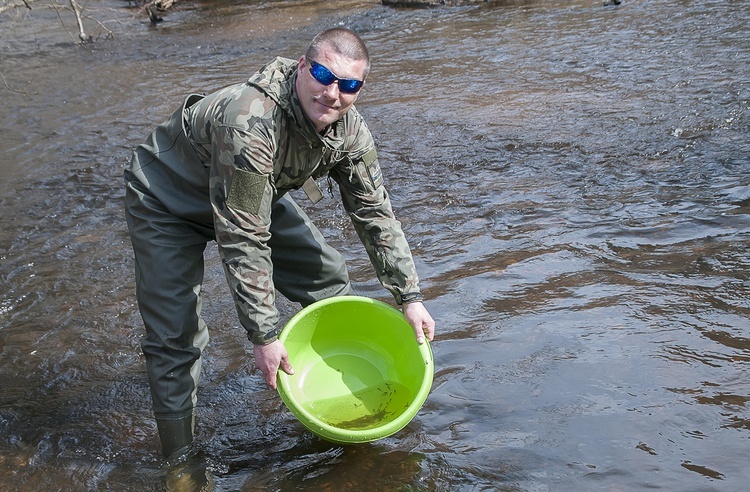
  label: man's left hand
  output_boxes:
[402,301,435,344]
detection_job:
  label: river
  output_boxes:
[1,0,748,490]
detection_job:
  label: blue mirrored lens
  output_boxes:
[309,61,363,94]
[338,78,363,93]
[310,62,336,85]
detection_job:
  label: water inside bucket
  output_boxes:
[302,380,412,431]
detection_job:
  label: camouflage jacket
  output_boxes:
[173,57,421,343]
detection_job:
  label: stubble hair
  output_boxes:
[306,28,371,79]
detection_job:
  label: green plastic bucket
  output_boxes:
[277,296,434,444]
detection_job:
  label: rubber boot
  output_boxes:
[158,416,214,491]
[157,415,195,461]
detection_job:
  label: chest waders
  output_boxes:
[124,100,352,460]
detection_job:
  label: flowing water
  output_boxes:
[1,0,749,489]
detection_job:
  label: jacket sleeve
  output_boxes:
[209,123,281,344]
[329,125,423,304]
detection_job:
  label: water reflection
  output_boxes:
[1,0,749,489]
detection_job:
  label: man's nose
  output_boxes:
[322,82,339,98]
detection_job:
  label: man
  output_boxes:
[124,27,435,461]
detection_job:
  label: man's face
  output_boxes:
[295,44,367,133]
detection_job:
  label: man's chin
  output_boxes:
[314,114,339,127]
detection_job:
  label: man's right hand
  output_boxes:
[253,340,294,390]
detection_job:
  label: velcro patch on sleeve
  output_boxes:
[227,169,268,214]
[362,148,384,189]
[362,147,377,166]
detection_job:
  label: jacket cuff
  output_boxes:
[250,327,279,345]
[397,292,424,305]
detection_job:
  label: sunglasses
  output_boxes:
[308,60,364,94]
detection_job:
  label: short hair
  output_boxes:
[306,28,371,79]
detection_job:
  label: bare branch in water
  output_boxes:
[69,0,91,42]
[0,70,29,96]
